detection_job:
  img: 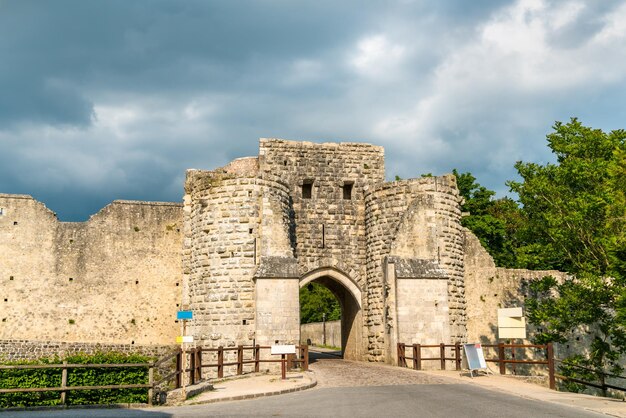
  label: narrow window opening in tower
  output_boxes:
[302,181,313,199]
[322,224,325,248]
[343,182,353,200]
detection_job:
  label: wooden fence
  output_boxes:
[397,343,463,371]
[397,342,556,389]
[176,344,309,386]
[0,361,157,406]
[0,344,309,407]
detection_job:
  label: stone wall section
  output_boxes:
[463,230,568,345]
[0,339,175,361]
[365,175,465,361]
[183,161,295,351]
[184,169,260,349]
[0,194,182,347]
[258,139,385,287]
[300,320,341,348]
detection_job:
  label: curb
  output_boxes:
[186,375,318,405]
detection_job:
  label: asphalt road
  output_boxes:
[1,383,606,418]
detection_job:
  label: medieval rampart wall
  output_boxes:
[463,229,567,343]
[0,194,183,348]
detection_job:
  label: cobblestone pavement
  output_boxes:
[308,351,453,388]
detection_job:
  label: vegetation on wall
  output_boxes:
[0,352,153,408]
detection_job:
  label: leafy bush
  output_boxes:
[0,352,153,407]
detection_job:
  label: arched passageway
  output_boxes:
[299,268,363,361]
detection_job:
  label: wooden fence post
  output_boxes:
[397,343,405,367]
[416,344,422,370]
[303,344,309,371]
[175,352,182,388]
[237,345,243,375]
[547,343,555,390]
[254,344,260,373]
[412,344,419,370]
[148,365,154,406]
[60,361,68,405]
[498,343,506,375]
[455,343,461,371]
[189,347,196,385]
[196,348,202,382]
[217,346,224,378]
[440,343,446,370]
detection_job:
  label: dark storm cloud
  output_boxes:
[2,0,626,220]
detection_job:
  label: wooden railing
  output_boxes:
[176,344,309,386]
[398,342,556,389]
[0,361,156,406]
[397,343,462,371]
[554,359,626,394]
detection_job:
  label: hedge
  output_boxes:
[0,352,154,408]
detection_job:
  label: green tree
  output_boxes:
[509,118,626,383]
[453,169,521,267]
[299,282,341,324]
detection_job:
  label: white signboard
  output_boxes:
[497,307,527,339]
[463,343,487,373]
[271,344,296,355]
[176,336,194,343]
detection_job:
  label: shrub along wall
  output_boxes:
[0,352,154,408]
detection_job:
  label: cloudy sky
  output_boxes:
[2,0,626,221]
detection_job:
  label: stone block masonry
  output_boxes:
[0,138,563,368]
[0,195,182,347]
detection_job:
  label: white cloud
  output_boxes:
[372,0,626,161]
[349,34,406,79]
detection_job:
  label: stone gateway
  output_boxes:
[0,139,561,365]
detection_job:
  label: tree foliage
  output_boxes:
[509,118,626,381]
[299,282,341,324]
[453,169,522,267]
[456,118,626,383]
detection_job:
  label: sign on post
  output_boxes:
[271,345,296,355]
[271,344,296,380]
[497,307,526,339]
[177,310,193,320]
[176,336,194,343]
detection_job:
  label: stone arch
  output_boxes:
[299,267,362,309]
[299,267,364,360]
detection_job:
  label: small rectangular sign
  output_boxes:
[176,336,194,343]
[498,307,523,318]
[498,316,525,328]
[499,327,527,339]
[177,310,193,320]
[271,344,296,355]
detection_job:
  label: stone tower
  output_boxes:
[183,138,466,364]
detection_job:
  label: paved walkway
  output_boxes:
[182,348,626,417]
[423,369,626,418]
[185,372,316,405]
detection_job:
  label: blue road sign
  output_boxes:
[177,310,193,320]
